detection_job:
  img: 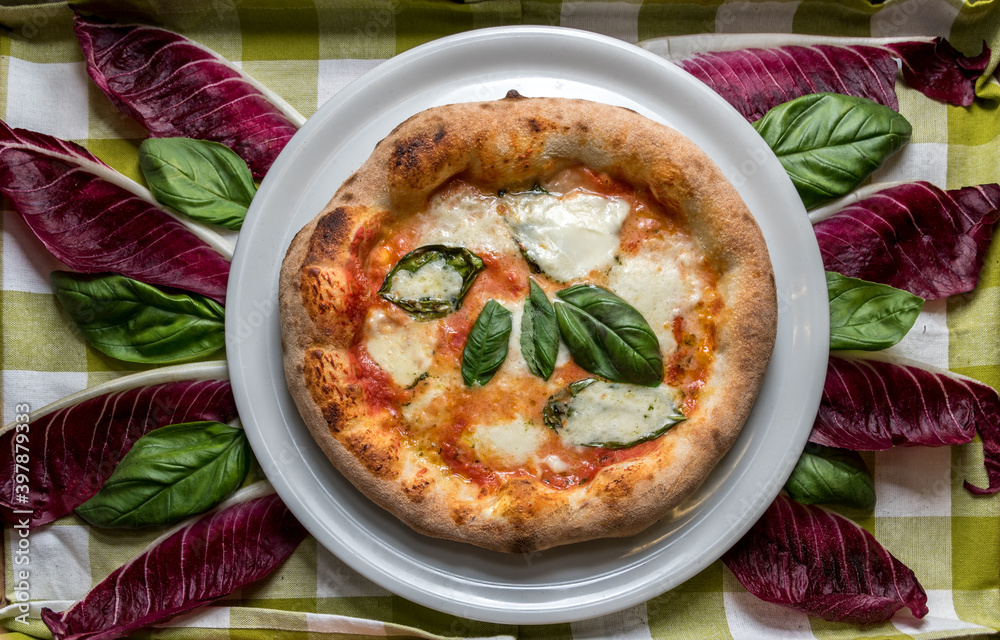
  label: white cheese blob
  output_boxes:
[363,308,437,388]
[502,192,630,282]
[606,245,705,355]
[558,382,683,448]
[416,185,520,255]
[388,257,464,304]
[469,421,546,466]
[542,454,571,473]
[400,374,450,430]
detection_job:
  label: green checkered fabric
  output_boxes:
[1,0,999,638]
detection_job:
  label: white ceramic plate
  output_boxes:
[227,26,828,625]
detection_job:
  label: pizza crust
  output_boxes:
[279,92,777,553]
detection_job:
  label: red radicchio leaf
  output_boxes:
[678,38,989,122]
[74,13,301,180]
[812,355,1000,495]
[723,494,928,624]
[41,492,307,640]
[679,44,898,122]
[0,379,236,528]
[815,182,1000,300]
[885,39,991,107]
[0,120,230,304]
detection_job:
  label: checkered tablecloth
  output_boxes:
[0,0,998,638]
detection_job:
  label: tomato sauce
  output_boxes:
[348,343,401,416]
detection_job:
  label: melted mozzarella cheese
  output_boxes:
[415,185,520,255]
[388,258,464,303]
[559,382,682,447]
[542,454,571,473]
[469,421,546,466]
[606,245,704,354]
[502,192,630,282]
[401,374,450,430]
[364,308,436,387]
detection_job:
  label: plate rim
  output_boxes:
[227,24,829,625]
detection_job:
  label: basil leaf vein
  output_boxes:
[554,284,663,386]
[75,421,251,528]
[462,299,513,386]
[50,271,226,364]
[139,138,256,230]
[520,279,560,380]
[827,271,924,351]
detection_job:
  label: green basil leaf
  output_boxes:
[520,279,560,380]
[379,245,485,319]
[752,93,912,210]
[462,299,513,386]
[785,443,876,510]
[139,137,256,230]
[75,421,251,528]
[543,379,685,448]
[553,284,663,386]
[827,271,924,351]
[543,378,598,431]
[50,271,225,364]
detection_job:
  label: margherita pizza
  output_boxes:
[278,92,777,553]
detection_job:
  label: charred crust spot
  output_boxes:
[602,474,635,501]
[321,403,342,429]
[391,134,435,172]
[389,126,452,180]
[301,266,349,320]
[341,192,354,202]
[505,89,525,100]
[526,117,545,133]
[507,534,539,554]
[492,478,541,527]
[575,122,589,133]
[344,432,399,479]
[306,208,351,262]
[304,349,361,427]
[451,505,477,525]
[342,173,358,186]
[321,208,351,240]
[403,477,432,503]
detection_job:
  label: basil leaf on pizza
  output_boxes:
[554,284,663,386]
[520,279,560,380]
[543,378,686,448]
[378,245,485,319]
[461,299,513,386]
